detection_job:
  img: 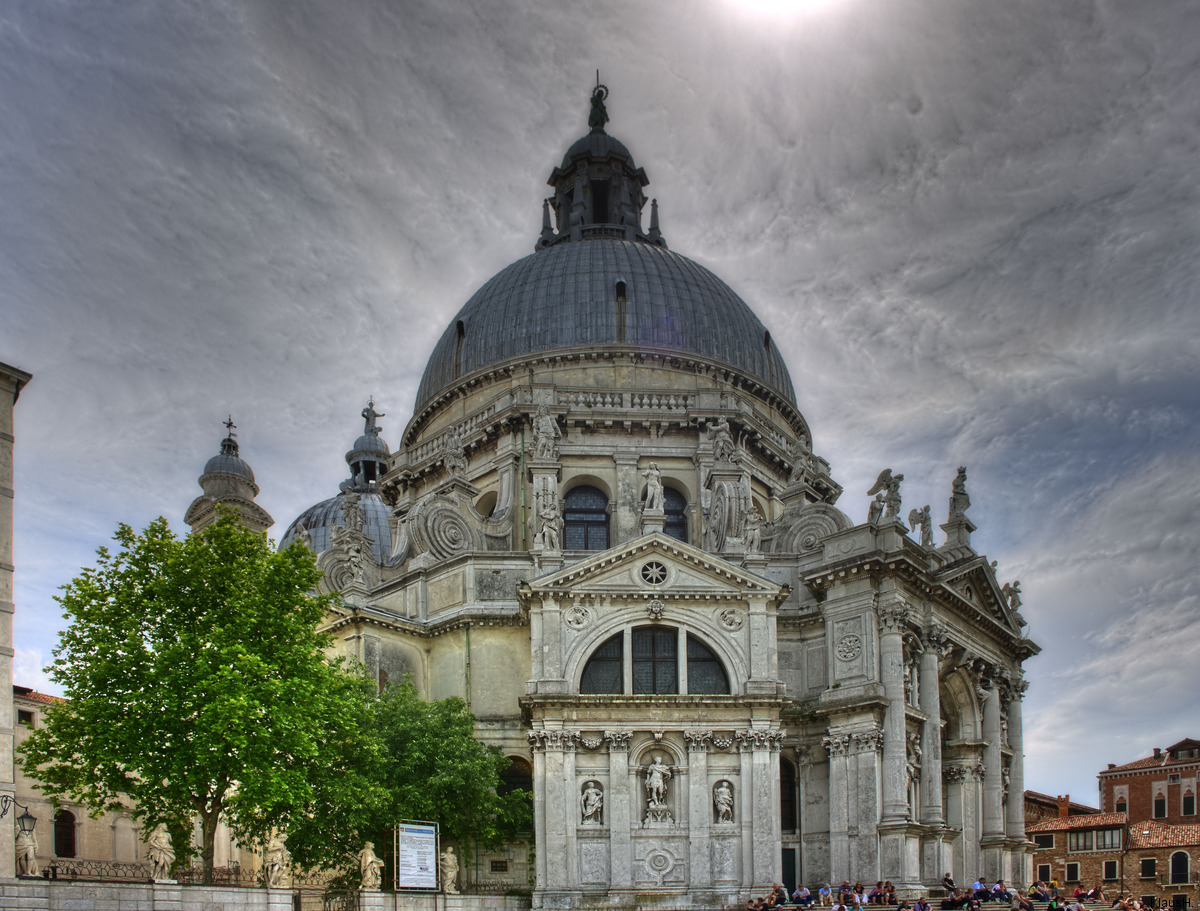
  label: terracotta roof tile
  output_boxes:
[1127,822,1200,849]
[13,686,64,705]
[1027,812,1126,832]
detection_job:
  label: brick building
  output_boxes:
[1025,739,1200,911]
[1099,740,1200,822]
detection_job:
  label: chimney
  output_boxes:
[1154,748,1162,759]
[1057,795,1070,818]
[1107,763,1116,770]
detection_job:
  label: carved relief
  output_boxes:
[646,599,665,621]
[684,731,713,752]
[769,503,851,554]
[836,634,862,662]
[718,607,745,631]
[851,729,884,754]
[563,604,591,630]
[736,730,786,750]
[603,731,632,751]
[823,734,851,758]
[879,604,909,632]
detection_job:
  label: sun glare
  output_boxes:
[727,0,834,15]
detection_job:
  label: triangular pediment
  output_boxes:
[936,557,1021,634]
[524,533,785,600]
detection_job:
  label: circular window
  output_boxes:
[640,561,667,585]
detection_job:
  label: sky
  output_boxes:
[3,0,1199,808]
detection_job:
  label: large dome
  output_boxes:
[414,237,796,410]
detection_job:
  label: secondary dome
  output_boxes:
[414,238,796,410]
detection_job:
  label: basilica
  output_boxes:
[192,90,1039,909]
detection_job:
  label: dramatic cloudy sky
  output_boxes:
[4,0,1198,806]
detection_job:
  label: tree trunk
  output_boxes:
[200,808,220,885]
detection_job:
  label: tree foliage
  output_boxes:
[371,679,531,849]
[20,515,385,881]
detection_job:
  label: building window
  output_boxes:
[54,810,76,858]
[1037,864,1051,883]
[490,860,509,873]
[1154,793,1168,818]
[1034,834,1055,849]
[1169,852,1189,885]
[685,634,729,695]
[780,758,798,832]
[16,709,33,726]
[579,627,730,696]
[499,757,533,797]
[1066,863,1080,883]
[633,626,678,695]
[580,633,623,694]
[1141,859,1157,879]
[663,487,688,543]
[1116,798,1128,813]
[1068,831,1094,852]
[1183,790,1195,816]
[1104,861,1118,881]
[1097,829,1121,850]
[564,486,609,550]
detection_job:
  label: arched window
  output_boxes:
[1115,797,1127,813]
[54,809,76,858]
[780,758,798,832]
[663,487,687,543]
[499,756,533,796]
[564,486,609,550]
[579,627,730,695]
[1170,851,1189,884]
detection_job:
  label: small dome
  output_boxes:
[280,489,394,565]
[561,130,633,169]
[350,432,389,458]
[203,447,255,484]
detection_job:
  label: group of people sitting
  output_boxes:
[747,877,1141,911]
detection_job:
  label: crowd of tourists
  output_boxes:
[743,876,1151,911]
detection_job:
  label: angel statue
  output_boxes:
[867,469,904,521]
[907,505,933,547]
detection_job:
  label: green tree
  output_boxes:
[371,679,531,852]
[20,515,386,882]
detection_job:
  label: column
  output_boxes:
[606,732,633,890]
[879,603,909,822]
[825,733,852,882]
[1004,683,1027,839]
[918,642,944,825]
[981,683,1004,839]
[529,734,549,891]
[738,730,783,892]
[686,733,712,889]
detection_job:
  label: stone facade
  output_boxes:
[276,100,1039,909]
[0,361,31,880]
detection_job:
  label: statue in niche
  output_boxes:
[743,509,763,554]
[645,753,672,807]
[642,462,665,512]
[949,466,970,518]
[706,416,737,462]
[443,426,467,479]
[581,780,604,825]
[15,827,38,876]
[713,780,734,823]
[908,505,933,546]
[359,842,384,891]
[146,824,174,880]
[361,398,385,437]
[263,832,289,888]
[868,493,884,525]
[867,469,904,520]
[440,846,459,894]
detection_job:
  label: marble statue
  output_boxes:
[296,524,313,552]
[536,498,561,551]
[443,426,467,479]
[440,845,459,894]
[706,416,736,462]
[743,509,763,554]
[533,404,561,460]
[645,754,671,806]
[15,828,38,877]
[642,462,664,512]
[908,504,933,546]
[359,841,385,891]
[1002,580,1022,610]
[263,832,289,888]
[949,465,970,518]
[868,493,884,525]
[868,469,903,520]
[581,780,604,825]
[714,780,734,823]
[361,398,385,436]
[147,824,174,880]
[341,490,363,533]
